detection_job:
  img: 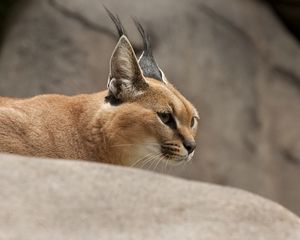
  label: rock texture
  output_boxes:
[0,153,300,240]
[0,0,299,214]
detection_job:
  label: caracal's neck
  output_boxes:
[78,90,125,165]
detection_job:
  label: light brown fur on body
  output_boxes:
[0,93,103,161]
[0,19,198,167]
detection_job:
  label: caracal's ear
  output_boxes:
[108,36,148,101]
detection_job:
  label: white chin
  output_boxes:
[186,151,194,162]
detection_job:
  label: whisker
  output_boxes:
[111,143,160,148]
[149,153,162,171]
[164,156,169,174]
[153,155,164,172]
[148,154,161,170]
[136,153,162,168]
[140,159,152,169]
[140,153,161,169]
[130,153,153,167]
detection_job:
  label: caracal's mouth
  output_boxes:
[160,143,194,163]
[128,140,194,169]
[161,151,194,166]
[129,150,194,170]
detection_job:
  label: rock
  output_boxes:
[0,0,299,214]
[0,153,299,239]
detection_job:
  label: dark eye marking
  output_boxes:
[157,112,176,129]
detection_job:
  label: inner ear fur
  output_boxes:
[108,36,148,100]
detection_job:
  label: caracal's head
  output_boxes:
[103,10,199,168]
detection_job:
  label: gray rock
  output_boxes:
[0,0,299,214]
[0,153,300,240]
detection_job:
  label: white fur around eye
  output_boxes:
[191,117,198,129]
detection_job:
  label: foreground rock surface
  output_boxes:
[0,0,300,214]
[0,154,300,240]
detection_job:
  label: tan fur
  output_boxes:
[0,36,198,167]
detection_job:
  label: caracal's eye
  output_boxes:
[191,116,198,129]
[157,112,176,129]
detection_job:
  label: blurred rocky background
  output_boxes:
[0,0,299,215]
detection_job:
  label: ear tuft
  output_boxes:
[104,6,126,38]
[134,20,167,83]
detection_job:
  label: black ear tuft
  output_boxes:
[134,20,151,56]
[134,20,164,82]
[104,6,126,38]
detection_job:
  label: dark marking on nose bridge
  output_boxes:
[177,126,194,142]
[177,131,184,141]
[176,129,196,154]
